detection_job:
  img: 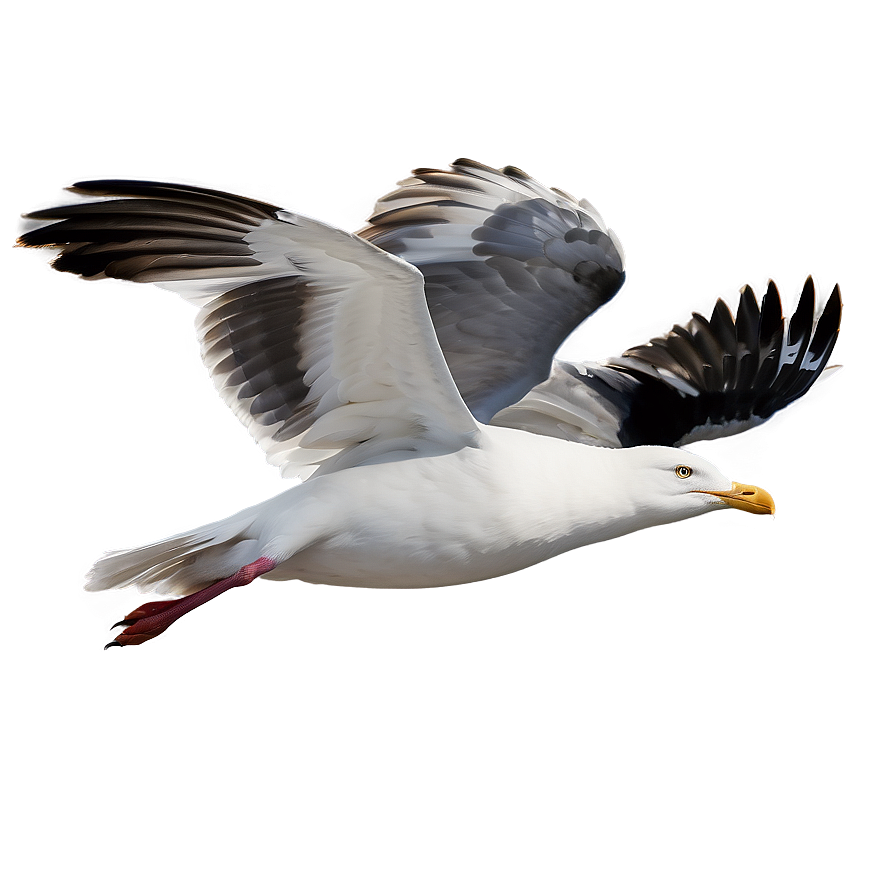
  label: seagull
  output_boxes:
[18,159,840,648]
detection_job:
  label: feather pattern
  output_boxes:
[20,181,480,478]
[359,158,626,420]
[490,278,842,447]
[19,165,842,466]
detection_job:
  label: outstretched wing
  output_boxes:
[20,180,480,478]
[359,158,626,421]
[490,279,841,448]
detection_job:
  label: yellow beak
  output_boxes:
[696,481,775,515]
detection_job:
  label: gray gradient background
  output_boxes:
[3,3,890,894]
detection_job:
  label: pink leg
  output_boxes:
[105,557,277,649]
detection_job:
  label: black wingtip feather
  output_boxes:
[758,280,783,343]
[451,157,487,170]
[574,277,842,448]
[788,276,815,346]
[19,180,282,283]
[808,286,843,361]
[709,298,737,350]
[67,179,281,217]
[736,283,760,366]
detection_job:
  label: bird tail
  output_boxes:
[85,511,262,596]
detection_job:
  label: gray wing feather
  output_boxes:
[20,180,480,478]
[359,159,625,421]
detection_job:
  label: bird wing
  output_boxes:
[20,180,481,478]
[489,278,841,448]
[358,158,626,421]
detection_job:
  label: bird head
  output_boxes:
[623,446,775,523]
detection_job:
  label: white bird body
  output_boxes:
[89,430,737,595]
[290,430,614,589]
[272,436,728,589]
[19,160,830,647]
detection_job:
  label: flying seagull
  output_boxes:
[18,159,840,648]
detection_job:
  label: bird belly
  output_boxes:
[263,444,571,589]
[277,536,537,589]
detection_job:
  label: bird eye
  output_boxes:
[675,465,692,479]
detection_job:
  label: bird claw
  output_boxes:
[103,599,182,648]
[116,599,179,624]
[103,616,174,650]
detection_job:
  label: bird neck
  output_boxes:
[496,432,662,554]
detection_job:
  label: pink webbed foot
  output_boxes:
[104,557,277,649]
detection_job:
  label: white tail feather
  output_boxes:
[86,513,261,596]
